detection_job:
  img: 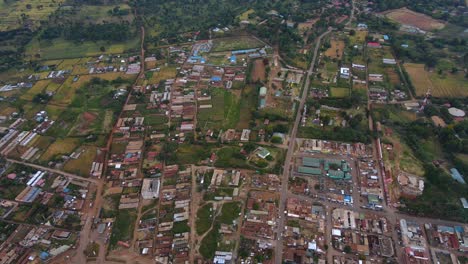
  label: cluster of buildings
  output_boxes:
[282,198,326,263]
[399,219,430,263]
[331,209,393,257]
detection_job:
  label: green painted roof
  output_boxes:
[303,157,321,167]
[298,166,322,175]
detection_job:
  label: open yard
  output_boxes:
[405,63,468,97]
[212,36,264,52]
[384,8,445,31]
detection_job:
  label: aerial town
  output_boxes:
[0,0,467,263]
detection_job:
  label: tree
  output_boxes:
[344,245,352,254]
[100,46,106,52]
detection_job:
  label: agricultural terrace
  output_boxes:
[404,63,468,97]
[0,0,64,31]
[383,8,445,31]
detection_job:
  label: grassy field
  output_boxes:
[199,224,220,259]
[26,37,140,60]
[330,87,350,98]
[405,63,468,97]
[150,66,177,84]
[212,36,264,52]
[176,144,212,165]
[67,4,133,24]
[39,137,82,162]
[236,85,257,129]
[219,202,241,225]
[50,72,132,106]
[109,209,137,249]
[63,145,98,176]
[215,147,249,168]
[198,88,240,130]
[196,203,213,235]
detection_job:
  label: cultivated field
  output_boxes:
[325,40,345,59]
[405,63,468,97]
[384,8,445,31]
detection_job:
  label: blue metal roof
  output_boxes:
[450,168,466,184]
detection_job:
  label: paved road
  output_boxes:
[275,28,332,263]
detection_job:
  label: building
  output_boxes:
[141,178,160,199]
[256,147,271,159]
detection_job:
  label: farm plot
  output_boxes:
[384,8,445,31]
[405,63,468,97]
[212,36,264,52]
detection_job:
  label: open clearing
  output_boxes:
[212,36,264,52]
[325,40,345,59]
[405,63,468,97]
[384,8,445,31]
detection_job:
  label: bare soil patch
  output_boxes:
[252,59,266,82]
[384,8,445,31]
